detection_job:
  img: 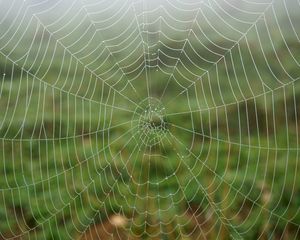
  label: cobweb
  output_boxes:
[0,0,300,239]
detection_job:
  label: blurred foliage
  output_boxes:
[0,2,300,239]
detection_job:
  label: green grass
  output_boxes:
[1,10,300,239]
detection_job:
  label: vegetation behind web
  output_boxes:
[0,1,300,239]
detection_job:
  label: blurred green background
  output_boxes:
[0,0,300,239]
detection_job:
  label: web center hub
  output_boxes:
[132,97,168,147]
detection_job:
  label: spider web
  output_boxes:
[0,0,300,239]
